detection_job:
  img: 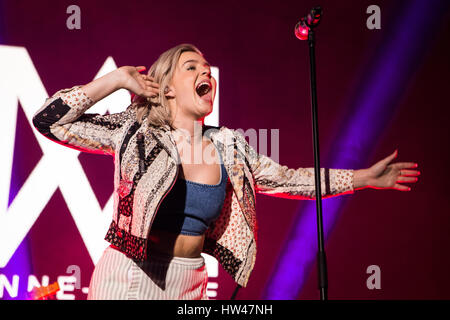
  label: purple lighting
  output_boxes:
[264,0,450,300]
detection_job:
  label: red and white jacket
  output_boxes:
[32,86,355,287]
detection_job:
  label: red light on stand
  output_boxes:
[294,19,309,40]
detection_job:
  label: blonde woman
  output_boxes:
[32,43,420,300]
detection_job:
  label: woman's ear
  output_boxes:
[164,85,175,99]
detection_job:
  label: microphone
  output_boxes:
[294,6,323,40]
[306,7,322,27]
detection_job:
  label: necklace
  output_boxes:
[171,129,202,145]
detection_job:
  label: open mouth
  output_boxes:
[195,81,212,97]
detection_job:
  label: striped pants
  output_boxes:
[87,245,209,300]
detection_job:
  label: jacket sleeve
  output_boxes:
[32,85,130,156]
[232,130,355,200]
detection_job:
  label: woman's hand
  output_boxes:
[81,66,160,103]
[354,149,420,191]
[117,66,160,99]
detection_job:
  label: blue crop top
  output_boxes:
[150,162,228,236]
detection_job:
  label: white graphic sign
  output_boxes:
[0,45,219,294]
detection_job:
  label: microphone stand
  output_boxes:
[303,13,328,301]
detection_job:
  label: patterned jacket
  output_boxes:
[32,85,355,287]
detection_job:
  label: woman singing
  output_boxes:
[32,43,420,300]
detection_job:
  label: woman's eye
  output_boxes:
[187,66,196,71]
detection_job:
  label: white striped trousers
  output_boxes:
[87,245,209,300]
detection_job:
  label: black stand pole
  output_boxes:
[230,284,241,300]
[307,28,328,301]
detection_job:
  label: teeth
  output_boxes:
[196,81,211,96]
[196,81,210,89]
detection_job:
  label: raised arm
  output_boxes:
[32,66,159,155]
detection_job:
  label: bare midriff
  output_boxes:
[141,137,219,259]
[146,228,205,258]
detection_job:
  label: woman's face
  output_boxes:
[167,51,217,121]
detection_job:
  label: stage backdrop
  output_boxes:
[1,0,449,300]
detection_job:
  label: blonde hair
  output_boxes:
[132,43,203,129]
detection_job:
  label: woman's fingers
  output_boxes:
[143,86,160,98]
[394,163,420,190]
[384,149,398,164]
[135,73,159,97]
[125,67,160,98]
[138,87,158,97]
[399,169,420,177]
[397,176,418,183]
[139,74,159,89]
[144,80,160,89]
[392,162,417,169]
[393,183,410,191]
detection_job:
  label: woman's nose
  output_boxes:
[201,68,211,77]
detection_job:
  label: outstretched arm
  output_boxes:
[231,130,354,200]
[232,130,419,199]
